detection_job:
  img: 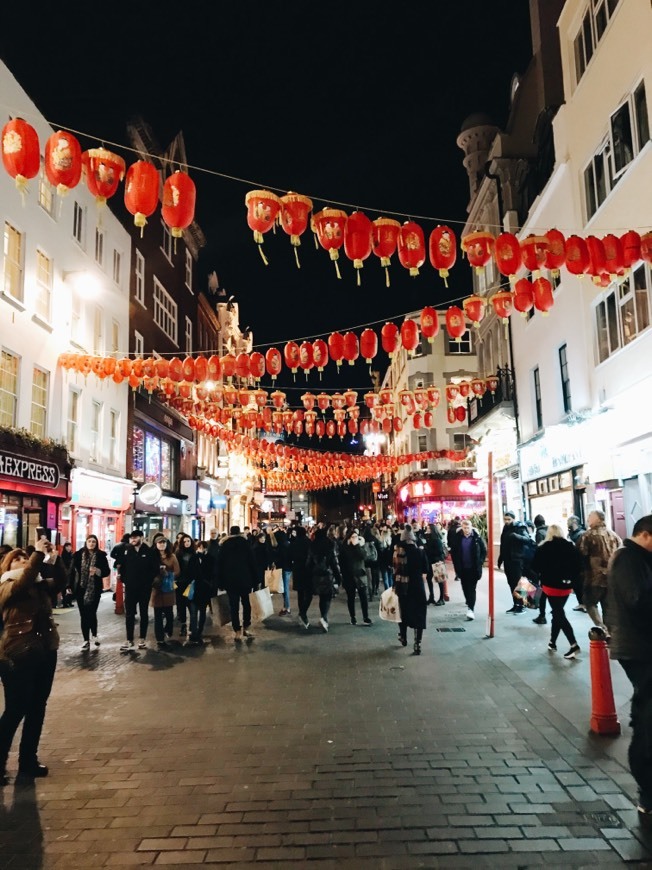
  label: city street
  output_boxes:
[1,571,651,868]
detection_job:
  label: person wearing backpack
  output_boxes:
[305,527,342,632]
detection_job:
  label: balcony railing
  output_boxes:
[468,366,515,427]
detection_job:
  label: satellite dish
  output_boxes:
[138,483,162,505]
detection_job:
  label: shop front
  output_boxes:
[519,425,587,526]
[133,486,189,543]
[397,477,486,524]
[0,443,70,548]
[61,468,135,553]
[180,479,214,540]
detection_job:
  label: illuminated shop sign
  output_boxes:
[0,450,59,487]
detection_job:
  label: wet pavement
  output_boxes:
[1,568,652,868]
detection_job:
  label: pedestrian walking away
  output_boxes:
[393,527,429,654]
[119,530,159,652]
[217,526,258,641]
[305,527,342,632]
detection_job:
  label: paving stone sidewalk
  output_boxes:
[1,572,652,869]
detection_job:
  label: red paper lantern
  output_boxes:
[455,405,467,423]
[494,232,522,280]
[565,235,589,276]
[458,381,471,399]
[348,419,358,435]
[194,356,208,383]
[328,332,345,368]
[372,217,401,286]
[168,358,183,383]
[343,389,358,408]
[279,192,313,267]
[265,347,282,381]
[513,277,534,316]
[381,322,400,357]
[284,341,300,374]
[44,131,82,195]
[393,418,403,433]
[271,390,287,409]
[640,232,652,264]
[360,328,378,364]
[254,388,268,407]
[462,231,494,273]
[331,393,345,410]
[491,290,514,322]
[544,228,566,278]
[420,306,439,343]
[602,234,625,279]
[462,295,486,327]
[520,234,549,277]
[428,225,457,286]
[207,355,221,381]
[445,306,466,341]
[162,170,196,239]
[397,221,426,276]
[2,118,40,191]
[399,389,416,415]
[312,339,329,372]
[413,413,423,430]
[124,160,159,231]
[364,391,379,409]
[301,392,316,411]
[343,211,373,285]
[316,420,326,439]
[313,208,348,278]
[299,341,314,377]
[621,231,641,270]
[400,319,419,354]
[221,354,236,380]
[249,351,265,380]
[235,352,250,379]
[82,147,126,207]
[427,386,441,408]
[445,384,460,404]
[423,411,434,428]
[532,277,554,314]
[317,392,331,411]
[223,384,238,405]
[245,189,281,264]
[471,377,486,397]
[326,420,337,439]
[586,235,607,282]
[486,374,499,395]
[342,332,359,365]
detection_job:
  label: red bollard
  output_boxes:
[114,579,124,615]
[589,627,621,735]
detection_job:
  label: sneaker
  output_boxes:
[573,604,587,612]
[80,640,90,651]
[93,637,100,647]
[427,597,435,606]
[120,641,134,652]
[298,614,310,629]
[548,641,557,651]
[533,615,547,625]
[156,640,168,649]
[466,609,475,621]
[243,629,255,639]
[362,617,372,626]
[320,618,329,632]
[506,604,519,613]
[563,643,580,660]
[279,608,289,616]
[138,639,146,650]
[350,617,357,625]
[180,624,187,638]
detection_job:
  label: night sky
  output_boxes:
[0,3,532,400]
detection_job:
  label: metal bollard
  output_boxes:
[588,626,621,736]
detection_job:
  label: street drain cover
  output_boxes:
[436,627,466,632]
[584,811,623,828]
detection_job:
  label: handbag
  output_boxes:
[249,586,274,622]
[379,588,401,623]
[183,580,195,601]
[514,578,537,603]
[212,592,232,627]
[432,561,448,583]
[265,567,284,594]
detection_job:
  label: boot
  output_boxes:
[180,623,187,638]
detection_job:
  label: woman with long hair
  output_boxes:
[173,534,195,638]
[531,524,582,659]
[72,535,110,650]
[151,538,180,649]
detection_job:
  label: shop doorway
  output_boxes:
[610,489,627,539]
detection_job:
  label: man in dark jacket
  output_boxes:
[206,528,221,588]
[450,519,487,620]
[607,515,652,825]
[497,511,532,614]
[217,526,258,641]
[447,517,461,582]
[120,530,158,652]
[567,515,587,610]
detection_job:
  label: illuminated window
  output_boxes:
[30,367,48,438]
[35,249,53,322]
[0,350,19,427]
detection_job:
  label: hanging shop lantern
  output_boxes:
[299,341,314,378]
[181,356,195,382]
[471,377,486,398]
[244,189,281,265]
[207,355,221,381]
[168,357,183,383]
[342,332,359,366]
[565,235,589,276]
[458,380,471,399]
[445,384,460,405]
[316,419,326,439]
[271,390,287,409]
[331,392,346,410]
[343,211,373,285]
[328,331,345,369]
[301,392,316,411]
[490,290,514,323]
[393,417,403,433]
[428,225,457,286]
[162,170,196,240]
[397,221,426,277]
[445,306,466,341]
[423,411,434,428]
[400,319,420,354]
[337,421,347,438]
[155,358,170,379]
[317,392,331,412]
[446,407,456,425]
[494,232,522,281]
[602,234,625,279]
[235,352,250,379]
[520,234,549,277]
[544,228,566,278]
[414,387,428,409]
[238,389,252,407]
[249,351,265,381]
[359,328,378,365]
[221,354,237,380]
[462,295,486,328]
[399,389,416,415]
[381,322,400,357]
[372,217,401,286]
[461,231,494,273]
[532,277,554,314]
[420,306,439,343]
[326,420,337,439]
[2,118,40,192]
[293,419,304,436]
[621,231,641,270]
[379,387,392,405]
[486,374,499,395]
[312,338,329,373]
[254,388,268,408]
[279,191,313,267]
[347,418,358,435]
[44,131,82,196]
[313,208,347,278]
[586,235,607,283]
[641,232,652,264]
[284,341,300,375]
[82,147,126,207]
[265,347,283,381]
[364,391,379,409]
[343,389,358,408]
[223,383,238,405]
[124,160,159,232]
[413,413,423,430]
[513,277,534,316]
[455,405,467,423]
[194,356,208,383]
[427,386,441,408]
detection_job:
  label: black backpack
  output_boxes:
[364,540,378,564]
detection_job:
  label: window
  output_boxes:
[38,173,54,215]
[0,350,19,427]
[162,221,173,262]
[3,221,24,302]
[34,250,53,322]
[95,227,104,266]
[112,249,121,284]
[134,330,144,357]
[559,344,572,413]
[71,292,82,344]
[93,307,103,354]
[135,249,145,305]
[584,83,649,219]
[90,401,102,463]
[595,264,652,361]
[185,316,192,354]
[132,425,176,490]
[111,320,120,354]
[67,388,80,453]
[73,202,84,244]
[153,277,178,343]
[185,248,193,291]
[573,0,620,85]
[446,330,473,354]
[30,367,48,438]
[533,366,543,430]
[452,433,473,452]
[109,410,119,467]
[418,434,428,470]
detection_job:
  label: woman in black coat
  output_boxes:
[186,542,215,645]
[72,535,110,650]
[252,533,270,590]
[531,524,582,658]
[339,529,372,625]
[305,528,342,631]
[393,528,429,654]
[289,527,312,628]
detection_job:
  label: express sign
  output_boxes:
[0,449,60,487]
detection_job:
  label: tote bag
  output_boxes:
[265,567,284,594]
[212,592,232,627]
[379,587,402,623]
[249,586,274,622]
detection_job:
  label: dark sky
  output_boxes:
[1,2,532,399]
